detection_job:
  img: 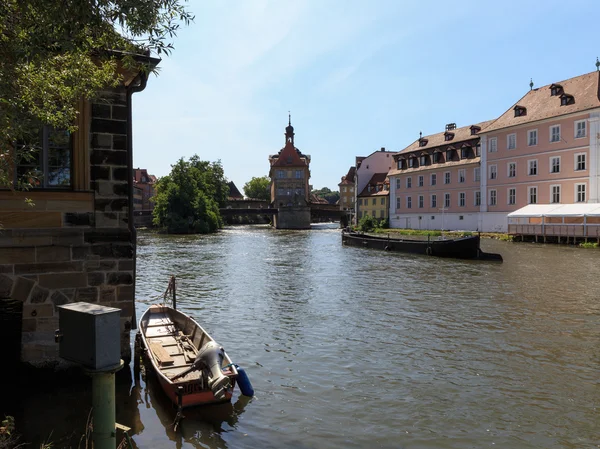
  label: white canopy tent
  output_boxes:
[508,203,600,239]
[508,203,600,220]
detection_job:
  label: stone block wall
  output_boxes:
[0,87,137,365]
[274,206,311,229]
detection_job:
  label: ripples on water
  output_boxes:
[130,225,600,449]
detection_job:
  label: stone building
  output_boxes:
[268,116,311,229]
[133,167,157,211]
[357,173,390,221]
[0,52,159,365]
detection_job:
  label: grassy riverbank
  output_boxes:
[371,228,513,241]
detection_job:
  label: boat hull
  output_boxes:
[139,305,238,408]
[342,231,502,261]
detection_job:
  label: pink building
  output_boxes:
[388,121,492,231]
[354,148,394,223]
[480,70,600,232]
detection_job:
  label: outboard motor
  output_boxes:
[195,341,231,400]
[170,340,231,400]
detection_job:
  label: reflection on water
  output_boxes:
[13,224,600,449]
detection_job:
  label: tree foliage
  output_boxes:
[357,215,388,232]
[311,187,340,205]
[0,0,193,187]
[243,176,271,201]
[152,156,229,234]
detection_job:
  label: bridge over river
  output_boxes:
[219,202,345,223]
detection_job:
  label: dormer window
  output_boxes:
[419,138,428,147]
[470,126,481,135]
[550,84,563,96]
[446,149,454,161]
[408,158,415,168]
[433,152,441,163]
[560,94,574,106]
[461,147,471,159]
[444,132,454,141]
[514,106,527,117]
[419,155,428,166]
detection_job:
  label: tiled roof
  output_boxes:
[358,173,389,197]
[270,142,310,167]
[227,181,243,199]
[339,166,356,185]
[388,157,480,177]
[481,71,600,133]
[397,120,495,155]
[310,194,329,204]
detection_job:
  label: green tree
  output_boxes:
[152,156,228,234]
[0,0,193,188]
[243,176,271,201]
[311,187,340,204]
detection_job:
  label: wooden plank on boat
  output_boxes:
[148,341,174,365]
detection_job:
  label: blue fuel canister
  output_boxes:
[234,364,254,397]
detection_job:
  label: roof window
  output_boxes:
[514,105,527,117]
[560,94,574,106]
[550,84,563,96]
[470,125,481,135]
[444,132,454,141]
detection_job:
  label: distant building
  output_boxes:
[133,184,144,211]
[388,121,491,231]
[354,148,394,223]
[338,166,356,211]
[227,181,244,200]
[133,168,157,211]
[357,173,389,221]
[268,116,311,229]
[481,70,600,234]
[388,67,600,236]
[310,193,329,204]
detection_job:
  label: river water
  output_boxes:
[16,224,600,448]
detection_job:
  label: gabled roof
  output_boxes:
[270,140,310,167]
[397,120,494,155]
[482,71,600,134]
[227,181,243,200]
[133,168,156,183]
[358,173,389,197]
[339,166,356,185]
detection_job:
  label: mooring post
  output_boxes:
[172,276,177,310]
[88,361,124,449]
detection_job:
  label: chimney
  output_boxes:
[445,123,456,131]
[380,147,385,152]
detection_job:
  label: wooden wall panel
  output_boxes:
[0,212,62,228]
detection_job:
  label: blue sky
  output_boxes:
[132,0,600,194]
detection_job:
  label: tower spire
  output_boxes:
[285,112,295,144]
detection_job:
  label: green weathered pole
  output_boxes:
[92,371,116,449]
[86,361,124,449]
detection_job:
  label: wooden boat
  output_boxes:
[341,230,503,261]
[139,304,238,408]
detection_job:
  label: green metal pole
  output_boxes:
[86,360,123,449]
[92,371,116,449]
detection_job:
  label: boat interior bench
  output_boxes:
[145,310,204,380]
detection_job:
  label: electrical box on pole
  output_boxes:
[57,302,121,370]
